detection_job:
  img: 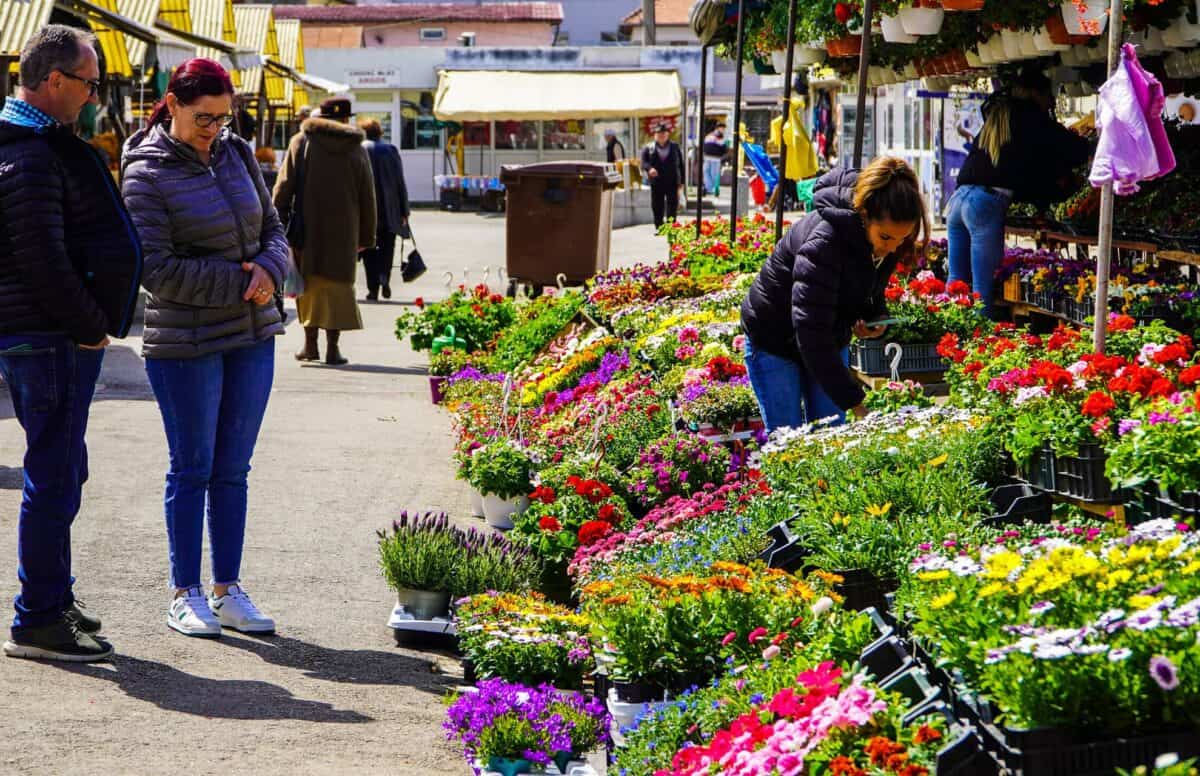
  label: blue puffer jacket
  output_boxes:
[0,120,143,343]
[122,125,289,359]
[740,166,895,411]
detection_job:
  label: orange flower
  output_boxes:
[711,561,753,577]
[602,594,631,606]
[913,724,942,745]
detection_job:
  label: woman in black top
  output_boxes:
[741,157,929,432]
[948,68,1091,317]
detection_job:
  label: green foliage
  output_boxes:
[394,285,515,352]
[485,292,585,374]
[467,439,533,500]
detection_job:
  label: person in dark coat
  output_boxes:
[0,25,143,663]
[740,158,929,432]
[949,67,1091,317]
[640,122,685,229]
[604,127,626,163]
[358,117,409,301]
[122,58,288,639]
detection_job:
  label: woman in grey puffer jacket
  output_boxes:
[121,59,287,639]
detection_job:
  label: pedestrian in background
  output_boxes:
[274,97,376,365]
[122,58,288,638]
[0,25,143,662]
[358,116,409,302]
[604,127,625,163]
[702,123,729,197]
[640,122,685,229]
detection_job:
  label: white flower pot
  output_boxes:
[966,49,985,68]
[1034,26,1070,52]
[482,494,528,530]
[986,36,1007,63]
[1000,29,1025,61]
[898,6,945,36]
[770,45,825,73]
[903,63,919,79]
[881,14,918,43]
[1018,31,1040,58]
[1061,0,1108,36]
[607,689,673,748]
[470,487,485,518]
[395,588,451,620]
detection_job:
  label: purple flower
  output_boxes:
[1117,418,1143,436]
[1030,601,1055,617]
[1149,655,1180,691]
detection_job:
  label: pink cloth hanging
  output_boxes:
[1089,43,1176,195]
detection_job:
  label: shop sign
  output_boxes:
[347,68,402,89]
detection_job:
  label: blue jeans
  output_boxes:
[0,334,104,633]
[946,184,1009,319]
[703,158,722,195]
[145,338,275,590]
[744,338,848,433]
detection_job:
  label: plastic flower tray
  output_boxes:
[1056,294,1094,325]
[1019,445,1057,492]
[1052,444,1115,504]
[1027,288,1057,314]
[850,340,946,377]
[982,482,1053,528]
[1125,482,1200,524]
[833,568,898,613]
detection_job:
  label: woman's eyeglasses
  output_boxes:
[52,70,101,97]
[189,110,236,129]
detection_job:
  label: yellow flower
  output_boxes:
[1155,536,1183,560]
[1182,560,1200,576]
[918,570,951,582]
[930,591,957,610]
[866,503,893,518]
[926,453,949,468]
[979,582,1005,598]
[1097,568,1134,592]
[831,513,850,527]
[1034,572,1072,596]
[984,550,1023,580]
[1128,594,1158,610]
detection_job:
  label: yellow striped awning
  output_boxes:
[273,17,306,112]
[232,4,282,103]
[116,0,160,70]
[190,0,239,87]
[1,0,54,58]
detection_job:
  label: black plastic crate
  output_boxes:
[833,568,898,613]
[850,340,946,377]
[1053,444,1115,503]
[1057,294,1094,324]
[996,727,1200,776]
[982,483,1053,527]
[1126,482,1200,523]
[1019,445,1056,492]
[1028,288,1057,313]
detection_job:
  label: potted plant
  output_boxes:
[468,439,533,529]
[898,0,946,35]
[450,527,543,601]
[377,511,461,620]
[429,348,474,404]
[622,433,732,511]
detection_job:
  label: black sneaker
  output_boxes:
[365,292,378,302]
[64,600,102,634]
[382,284,392,299]
[4,618,113,662]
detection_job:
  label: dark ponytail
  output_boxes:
[148,57,235,127]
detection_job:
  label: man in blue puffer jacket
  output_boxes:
[0,26,143,663]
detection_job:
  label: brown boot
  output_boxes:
[295,326,320,362]
[325,330,348,366]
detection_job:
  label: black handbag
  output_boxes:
[401,231,426,283]
[285,137,308,249]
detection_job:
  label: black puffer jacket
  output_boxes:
[122,125,289,359]
[0,120,144,344]
[362,138,409,234]
[740,167,895,411]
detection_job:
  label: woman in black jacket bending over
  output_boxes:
[741,157,928,432]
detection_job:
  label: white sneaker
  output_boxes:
[209,585,275,634]
[167,587,222,638]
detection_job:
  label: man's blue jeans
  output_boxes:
[145,338,274,590]
[0,334,104,633]
[703,158,722,196]
[946,184,1009,319]
[744,337,848,433]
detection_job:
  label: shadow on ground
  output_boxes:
[0,466,22,490]
[57,653,373,723]
[297,363,429,377]
[216,633,455,693]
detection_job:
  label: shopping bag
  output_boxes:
[283,249,305,298]
[401,233,427,283]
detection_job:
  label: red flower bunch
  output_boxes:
[947,279,971,296]
[596,503,621,524]
[1108,364,1174,399]
[529,485,557,505]
[884,284,905,302]
[538,516,562,532]
[937,332,968,363]
[414,296,424,309]
[703,242,732,258]
[577,520,613,546]
[1109,314,1137,332]
[566,475,614,505]
[705,356,747,383]
[1152,341,1191,366]
[1045,325,1083,352]
[1179,365,1200,387]
[1081,391,1117,418]
[907,275,946,297]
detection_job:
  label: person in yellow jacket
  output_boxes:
[769,96,819,211]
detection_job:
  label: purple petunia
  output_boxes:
[1149,655,1180,691]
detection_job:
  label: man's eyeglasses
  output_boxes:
[53,70,100,97]
[188,109,235,129]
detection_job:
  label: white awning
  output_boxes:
[432,69,683,121]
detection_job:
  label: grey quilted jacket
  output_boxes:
[121,125,289,359]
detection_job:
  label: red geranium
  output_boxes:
[885,285,904,302]
[1179,365,1200,386]
[947,279,971,296]
[597,503,620,524]
[414,296,424,308]
[538,516,562,532]
[577,520,613,546]
[1109,314,1136,332]
[529,485,557,505]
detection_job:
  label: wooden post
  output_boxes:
[853,0,876,167]
[774,0,800,243]
[1092,0,1125,354]
[730,0,747,243]
[642,0,657,46]
[696,44,708,238]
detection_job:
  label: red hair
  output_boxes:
[148,58,235,127]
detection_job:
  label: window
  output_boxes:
[420,28,446,41]
[494,120,539,150]
[463,121,491,147]
[544,119,586,150]
[400,91,441,150]
[592,119,631,159]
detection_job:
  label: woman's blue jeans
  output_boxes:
[145,338,275,590]
[946,184,1009,319]
[744,337,847,433]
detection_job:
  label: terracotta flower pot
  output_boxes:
[942,0,984,9]
[825,34,862,58]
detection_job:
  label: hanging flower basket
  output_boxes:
[769,45,826,73]
[898,5,945,36]
[880,14,918,43]
[942,0,984,9]
[1060,0,1108,36]
[1045,12,1093,45]
[1033,25,1070,52]
[825,34,862,57]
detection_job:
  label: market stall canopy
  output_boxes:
[115,0,159,71]
[232,4,284,103]
[56,0,159,78]
[273,17,305,111]
[153,19,260,72]
[432,69,683,121]
[1,0,53,58]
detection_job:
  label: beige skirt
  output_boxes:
[297,274,363,331]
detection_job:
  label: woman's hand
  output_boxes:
[242,262,276,304]
[853,319,887,339]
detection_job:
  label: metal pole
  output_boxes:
[775,0,800,243]
[696,45,708,238]
[730,0,747,243]
[1092,0,1124,353]
[853,0,876,167]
